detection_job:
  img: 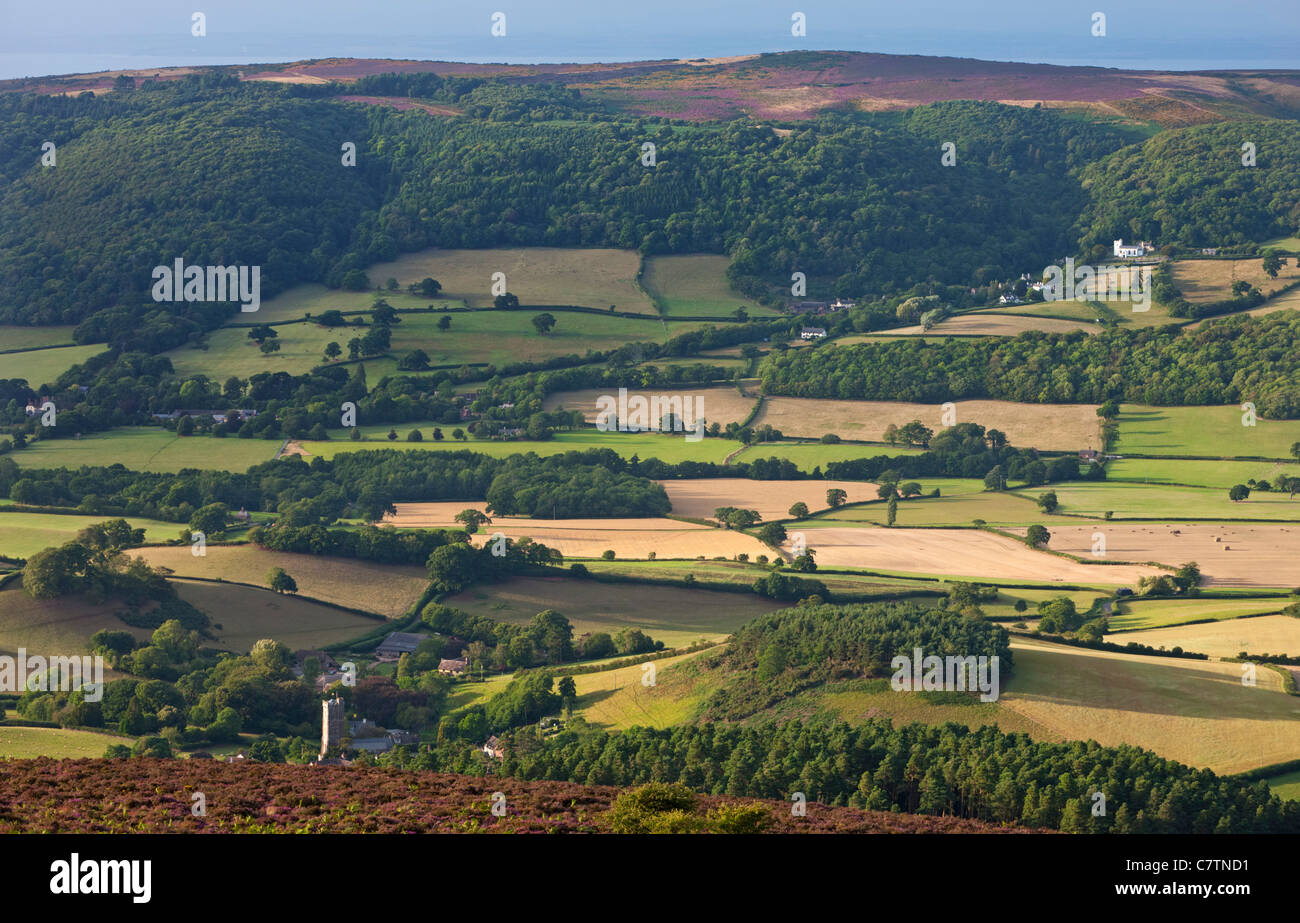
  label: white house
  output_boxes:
[800,327,827,340]
[1113,239,1149,259]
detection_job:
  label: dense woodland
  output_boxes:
[1076,119,1300,254]
[444,718,1300,833]
[0,75,1156,332]
[701,602,1012,720]
[759,313,1300,417]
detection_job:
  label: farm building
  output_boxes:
[374,631,427,661]
[800,327,827,340]
[483,735,505,759]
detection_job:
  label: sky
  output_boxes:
[1,0,1298,79]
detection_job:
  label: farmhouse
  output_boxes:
[438,657,469,676]
[483,735,505,759]
[800,326,827,340]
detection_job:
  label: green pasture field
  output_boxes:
[812,490,1098,528]
[581,558,949,597]
[1017,482,1300,521]
[9,428,278,473]
[441,575,786,648]
[166,310,696,379]
[361,246,658,312]
[1106,596,1289,631]
[731,441,926,471]
[1105,457,1300,490]
[1115,405,1300,459]
[0,326,79,350]
[1266,770,1300,801]
[640,254,778,318]
[0,511,180,559]
[0,727,134,759]
[0,344,106,390]
[301,429,737,464]
[173,580,382,653]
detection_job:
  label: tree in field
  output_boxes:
[407,429,423,442]
[188,503,228,539]
[397,349,430,370]
[1037,491,1059,513]
[897,420,934,447]
[452,428,466,441]
[531,313,557,335]
[1228,484,1251,502]
[883,424,899,446]
[887,495,898,526]
[387,429,397,441]
[177,415,195,436]
[1025,524,1051,548]
[790,549,817,572]
[432,428,444,441]
[454,509,492,534]
[323,341,342,362]
[248,325,277,343]
[348,338,362,360]
[438,315,451,331]
[983,465,1007,491]
[267,567,297,595]
[899,482,923,498]
[1291,442,1300,463]
[757,522,787,546]
[419,277,442,297]
[788,501,810,519]
[875,482,898,501]
[826,488,848,508]
[1263,252,1283,278]
[494,292,520,310]
[76,519,146,565]
[259,339,281,355]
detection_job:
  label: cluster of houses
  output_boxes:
[799,326,827,340]
[788,298,855,316]
[149,408,258,424]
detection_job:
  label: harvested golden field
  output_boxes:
[890,313,1099,336]
[785,526,1159,584]
[1001,637,1300,774]
[383,502,488,529]
[1106,615,1300,660]
[660,478,878,520]
[542,385,757,429]
[1170,257,1300,303]
[360,247,657,312]
[753,398,1103,451]
[130,545,430,617]
[463,518,771,560]
[1013,523,1300,588]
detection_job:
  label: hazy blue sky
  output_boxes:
[2,0,1298,79]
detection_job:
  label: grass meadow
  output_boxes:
[0,344,106,390]
[640,254,779,317]
[10,429,277,473]
[1115,405,1300,459]
[0,511,180,559]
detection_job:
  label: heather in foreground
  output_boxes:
[0,759,1028,834]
